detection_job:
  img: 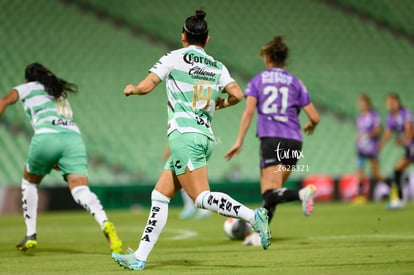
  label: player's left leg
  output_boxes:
[179,167,254,221]
[177,166,270,250]
[16,134,52,252]
[261,166,315,219]
[179,189,212,219]
[59,133,122,252]
[67,174,122,252]
[261,166,292,222]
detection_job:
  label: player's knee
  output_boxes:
[67,174,88,189]
[195,191,210,209]
[71,185,98,205]
[23,167,43,184]
[151,189,171,204]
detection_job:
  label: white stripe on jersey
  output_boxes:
[13,81,80,135]
[24,94,50,110]
[36,128,60,134]
[37,116,60,124]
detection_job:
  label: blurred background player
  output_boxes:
[353,94,386,204]
[0,63,122,253]
[225,36,319,246]
[112,10,271,271]
[379,93,414,209]
[163,147,211,219]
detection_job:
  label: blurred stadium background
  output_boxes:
[0,0,413,211]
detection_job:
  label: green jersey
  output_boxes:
[150,45,235,140]
[14,81,80,135]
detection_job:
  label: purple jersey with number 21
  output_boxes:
[245,68,311,142]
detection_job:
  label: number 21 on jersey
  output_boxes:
[262,86,289,115]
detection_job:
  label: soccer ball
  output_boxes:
[223,217,252,240]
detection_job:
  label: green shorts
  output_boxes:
[164,131,214,175]
[26,133,88,177]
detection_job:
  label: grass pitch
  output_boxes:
[1,202,414,274]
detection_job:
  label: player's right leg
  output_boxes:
[388,157,410,209]
[16,167,43,252]
[113,169,180,270]
[352,155,368,204]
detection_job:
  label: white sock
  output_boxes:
[21,179,38,236]
[181,189,196,210]
[195,191,255,224]
[134,190,170,262]
[70,186,108,229]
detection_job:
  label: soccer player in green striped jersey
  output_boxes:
[0,63,122,253]
[111,10,271,271]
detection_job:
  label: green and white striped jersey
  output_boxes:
[14,82,80,135]
[150,45,235,140]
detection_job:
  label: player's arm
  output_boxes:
[303,102,320,135]
[216,82,243,110]
[124,73,161,96]
[378,129,392,150]
[0,90,19,117]
[225,96,257,161]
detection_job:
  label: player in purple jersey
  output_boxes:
[379,93,414,209]
[225,36,319,245]
[354,94,385,204]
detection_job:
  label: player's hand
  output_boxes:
[304,122,316,136]
[124,84,136,96]
[215,97,226,110]
[216,97,231,110]
[225,142,242,161]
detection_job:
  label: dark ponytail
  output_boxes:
[25,63,78,98]
[260,35,289,67]
[182,9,209,46]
